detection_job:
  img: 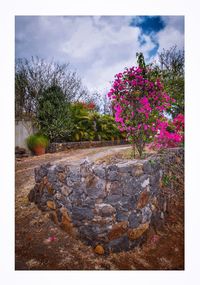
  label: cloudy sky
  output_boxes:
[15,16,184,94]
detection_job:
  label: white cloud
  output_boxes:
[58,16,158,92]
[156,26,184,52]
[162,16,184,33]
[15,16,184,94]
[156,16,184,52]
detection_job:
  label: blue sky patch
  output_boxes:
[148,43,159,58]
[131,16,165,34]
[138,34,147,46]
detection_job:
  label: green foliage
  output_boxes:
[67,102,124,142]
[26,134,49,151]
[136,47,184,118]
[162,174,171,187]
[95,114,124,141]
[68,102,95,141]
[161,72,184,117]
[155,46,184,118]
[37,85,74,142]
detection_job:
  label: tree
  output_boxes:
[108,63,178,157]
[156,46,184,117]
[37,85,73,142]
[101,92,112,115]
[15,57,90,119]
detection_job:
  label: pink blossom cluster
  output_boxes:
[108,65,184,152]
[151,114,184,149]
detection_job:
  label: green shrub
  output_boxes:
[26,134,49,151]
[37,85,74,142]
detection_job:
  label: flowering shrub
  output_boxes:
[108,65,182,157]
[151,113,184,149]
[79,101,96,111]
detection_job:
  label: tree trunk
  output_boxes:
[132,138,136,158]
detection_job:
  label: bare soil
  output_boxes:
[15,145,184,270]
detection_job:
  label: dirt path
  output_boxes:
[15,145,184,270]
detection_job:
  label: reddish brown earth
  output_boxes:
[15,145,184,270]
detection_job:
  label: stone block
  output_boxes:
[137,189,150,209]
[117,196,136,211]
[105,195,121,205]
[84,176,106,199]
[72,206,94,221]
[128,222,149,240]
[128,210,142,228]
[95,203,116,217]
[78,225,101,244]
[108,221,128,240]
[92,166,106,179]
[108,235,129,252]
[141,205,152,223]
[46,200,56,210]
[132,163,144,177]
[107,170,120,181]
[109,181,123,195]
[61,185,72,196]
[115,211,129,222]
[116,161,133,173]
[35,165,48,183]
[123,178,140,196]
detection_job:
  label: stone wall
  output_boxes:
[28,148,184,254]
[47,140,128,153]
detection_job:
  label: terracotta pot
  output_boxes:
[33,145,46,156]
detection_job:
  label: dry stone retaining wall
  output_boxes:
[28,148,184,253]
[47,140,128,153]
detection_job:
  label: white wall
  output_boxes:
[15,120,37,149]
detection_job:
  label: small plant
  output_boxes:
[26,134,49,155]
[162,174,171,187]
[149,159,156,165]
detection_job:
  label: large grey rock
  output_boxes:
[35,165,48,183]
[78,225,99,244]
[141,205,152,223]
[81,197,95,208]
[116,161,134,173]
[105,194,121,205]
[143,158,160,174]
[55,165,65,173]
[115,211,129,222]
[109,181,123,195]
[65,166,81,183]
[72,206,94,221]
[107,170,120,181]
[69,187,84,202]
[150,172,161,186]
[47,167,58,184]
[108,235,129,252]
[95,203,116,217]
[92,166,106,179]
[85,177,106,199]
[117,196,137,211]
[123,178,141,196]
[108,165,118,171]
[128,210,142,228]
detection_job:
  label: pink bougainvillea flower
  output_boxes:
[107,64,183,155]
